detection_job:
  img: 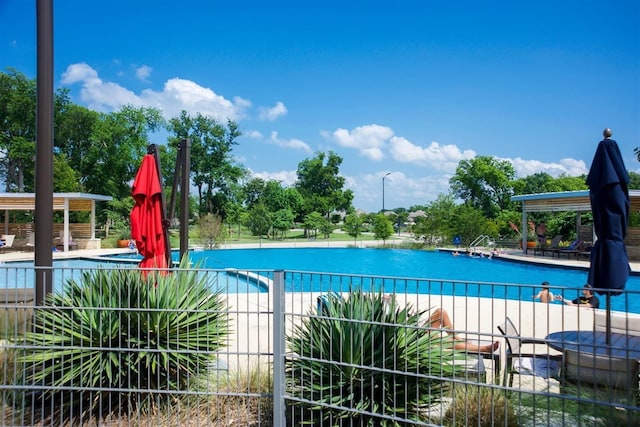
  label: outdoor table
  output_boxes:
[546,330,640,359]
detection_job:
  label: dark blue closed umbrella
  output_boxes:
[586,129,630,344]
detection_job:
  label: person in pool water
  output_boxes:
[533,281,555,303]
[557,284,600,308]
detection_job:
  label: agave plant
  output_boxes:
[13,259,229,424]
[286,291,460,426]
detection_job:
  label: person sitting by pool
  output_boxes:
[382,296,499,353]
[533,281,555,303]
[557,284,600,308]
[427,308,499,353]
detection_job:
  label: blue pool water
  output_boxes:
[3,248,640,312]
[186,248,640,313]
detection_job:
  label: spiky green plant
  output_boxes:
[286,291,460,426]
[12,259,229,425]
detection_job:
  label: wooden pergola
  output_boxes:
[511,190,640,254]
[0,192,112,251]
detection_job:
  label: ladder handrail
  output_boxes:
[469,235,495,250]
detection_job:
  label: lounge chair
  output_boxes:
[0,234,15,252]
[497,317,561,387]
[25,232,35,251]
[533,234,563,257]
[555,240,583,259]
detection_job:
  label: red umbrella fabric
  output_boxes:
[131,154,169,272]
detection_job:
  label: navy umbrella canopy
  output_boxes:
[586,129,630,297]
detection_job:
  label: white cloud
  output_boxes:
[268,131,312,153]
[258,101,287,121]
[504,156,588,178]
[346,171,453,212]
[245,130,264,139]
[389,137,476,172]
[250,169,298,186]
[135,65,152,81]
[331,124,394,161]
[60,63,251,121]
[61,63,141,111]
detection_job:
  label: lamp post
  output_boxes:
[382,172,391,212]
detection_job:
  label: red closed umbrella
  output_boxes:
[131,151,170,273]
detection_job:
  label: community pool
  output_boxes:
[3,248,639,313]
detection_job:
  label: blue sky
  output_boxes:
[1,1,639,212]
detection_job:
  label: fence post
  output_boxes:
[272,270,286,426]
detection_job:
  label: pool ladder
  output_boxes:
[469,235,495,252]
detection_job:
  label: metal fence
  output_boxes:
[1,264,640,426]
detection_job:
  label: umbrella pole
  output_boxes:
[606,293,611,346]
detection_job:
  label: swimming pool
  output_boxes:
[3,248,640,312]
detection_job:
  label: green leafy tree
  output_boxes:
[84,105,165,200]
[166,111,244,218]
[272,208,295,239]
[318,217,334,239]
[343,212,364,245]
[246,204,272,238]
[630,171,640,190]
[450,156,516,218]
[411,194,457,246]
[449,204,498,246]
[303,211,324,239]
[295,151,354,219]
[372,213,394,244]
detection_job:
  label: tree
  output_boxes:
[411,194,456,246]
[295,151,354,219]
[166,111,245,218]
[318,218,334,239]
[303,212,324,239]
[343,213,364,245]
[448,204,498,246]
[630,171,640,190]
[198,213,225,249]
[83,105,165,200]
[246,204,272,239]
[272,208,295,239]
[449,156,516,218]
[372,213,394,244]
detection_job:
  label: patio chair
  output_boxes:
[0,234,15,252]
[533,234,563,257]
[555,239,583,259]
[497,317,561,387]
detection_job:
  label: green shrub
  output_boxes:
[12,260,229,425]
[443,385,518,427]
[286,291,459,426]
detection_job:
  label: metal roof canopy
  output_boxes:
[511,190,640,213]
[0,192,113,251]
[511,190,640,254]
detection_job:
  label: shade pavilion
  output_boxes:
[511,190,640,255]
[0,192,112,251]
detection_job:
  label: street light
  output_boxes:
[382,172,391,212]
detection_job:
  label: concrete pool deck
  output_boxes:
[2,241,640,386]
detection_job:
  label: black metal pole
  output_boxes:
[180,139,190,261]
[35,0,54,305]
